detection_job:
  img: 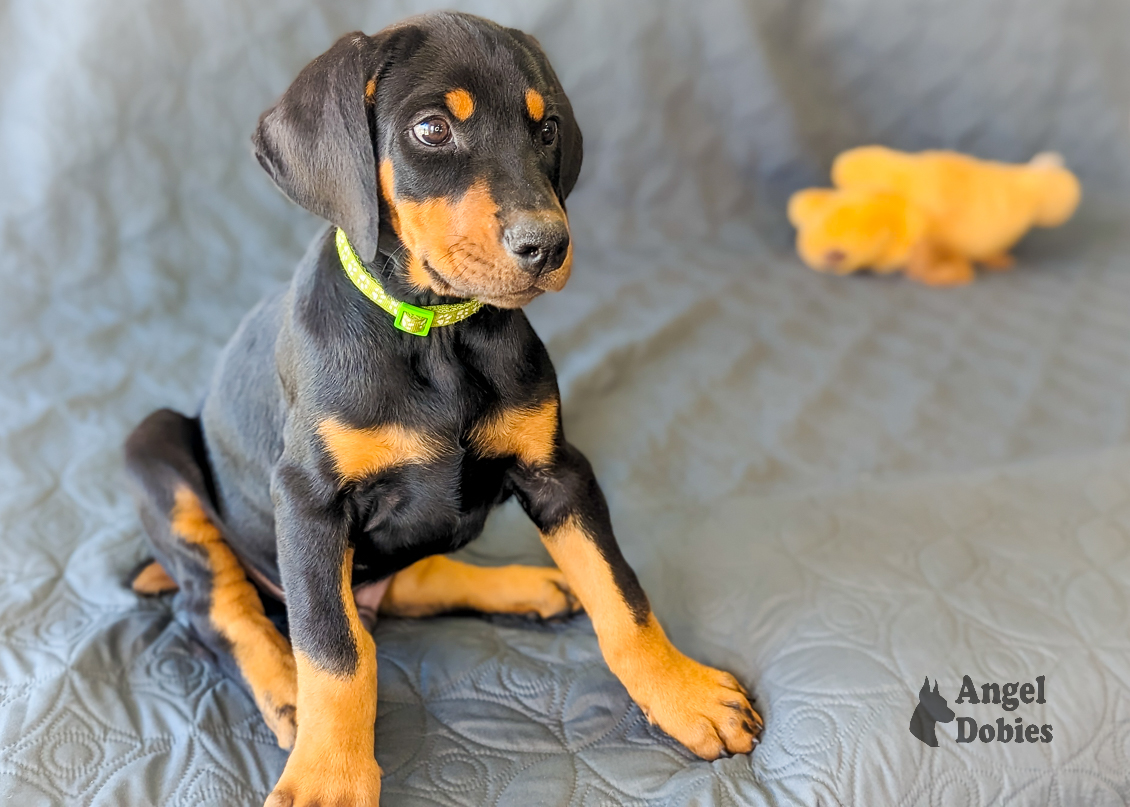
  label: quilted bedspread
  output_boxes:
[3,0,1130,804]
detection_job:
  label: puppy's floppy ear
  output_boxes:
[253,32,383,262]
[549,72,583,201]
[507,29,583,201]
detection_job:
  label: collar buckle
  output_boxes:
[394,302,435,336]
[337,228,480,335]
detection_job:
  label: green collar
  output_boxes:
[335,227,483,336]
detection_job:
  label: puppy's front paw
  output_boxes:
[631,654,762,760]
[265,756,380,807]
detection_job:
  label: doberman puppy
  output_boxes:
[124,12,762,806]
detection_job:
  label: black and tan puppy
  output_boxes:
[124,12,761,806]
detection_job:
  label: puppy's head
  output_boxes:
[253,13,583,308]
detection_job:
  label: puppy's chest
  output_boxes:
[331,420,523,580]
[317,393,558,492]
[320,400,556,574]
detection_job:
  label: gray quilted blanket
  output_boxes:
[2,0,1130,805]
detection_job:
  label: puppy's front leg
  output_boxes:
[265,462,380,807]
[513,442,763,760]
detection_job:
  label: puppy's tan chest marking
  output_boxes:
[469,399,559,466]
[319,405,559,488]
[318,418,442,482]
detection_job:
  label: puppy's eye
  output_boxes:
[412,117,451,146]
[539,119,558,145]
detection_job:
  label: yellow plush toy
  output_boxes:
[788,147,1081,286]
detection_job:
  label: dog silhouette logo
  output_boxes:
[909,677,954,747]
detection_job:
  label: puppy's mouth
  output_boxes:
[419,258,554,309]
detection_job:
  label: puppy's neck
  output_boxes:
[369,234,472,308]
[308,231,505,347]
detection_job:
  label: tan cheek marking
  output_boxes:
[390,195,450,294]
[444,88,475,120]
[364,78,377,102]
[470,399,559,466]
[379,157,467,296]
[405,254,437,292]
[130,560,179,595]
[170,486,297,749]
[275,548,380,803]
[394,179,512,289]
[526,88,546,121]
[318,418,439,482]
[379,159,401,235]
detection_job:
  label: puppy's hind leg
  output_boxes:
[379,555,582,620]
[124,409,298,749]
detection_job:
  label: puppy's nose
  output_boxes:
[504,218,570,275]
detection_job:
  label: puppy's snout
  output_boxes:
[504,217,570,275]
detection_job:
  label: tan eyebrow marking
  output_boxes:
[525,88,545,121]
[444,89,475,120]
[364,78,376,102]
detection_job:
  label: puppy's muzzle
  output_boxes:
[504,216,571,277]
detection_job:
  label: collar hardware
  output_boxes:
[335,227,482,336]
[394,302,435,336]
